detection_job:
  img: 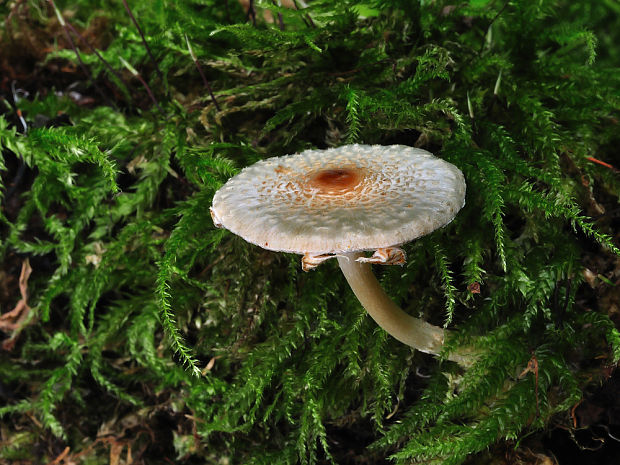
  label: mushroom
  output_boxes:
[210,144,470,364]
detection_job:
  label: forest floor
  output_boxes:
[1,3,620,464]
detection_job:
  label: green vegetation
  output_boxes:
[1,0,619,463]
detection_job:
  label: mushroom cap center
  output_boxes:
[307,167,364,194]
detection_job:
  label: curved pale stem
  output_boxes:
[337,252,472,365]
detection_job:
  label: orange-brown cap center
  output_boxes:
[307,167,364,193]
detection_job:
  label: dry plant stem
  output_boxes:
[121,0,167,94]
[64,23,131,96]
[337,252,471,365]
[185,35,221,111]
[135,74,165,116]
[48,0,114,107]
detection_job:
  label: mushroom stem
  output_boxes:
[337,252,472,365]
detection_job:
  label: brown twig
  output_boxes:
[272,1,285,30]
[119,57,165,116]
[570,400,582,428]
[291,0,314,28]
[47,446,70,465]
[519,353,540,419]
[0,258,32,332]
[0,258,33,350]
[479,0,511,53]
[246,0,257,25]
[185,35,221,111]
[62,22,132,102]
[48,0,116,108]
[136,74,164,114]
[121,0,168,96]
[586,156,618,172]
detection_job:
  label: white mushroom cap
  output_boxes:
[210,144,465,254]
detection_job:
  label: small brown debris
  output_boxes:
[0,258,33,350]
[48,446,70,465]
[467,282,481,294]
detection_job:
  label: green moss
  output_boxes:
[0,0,619,463]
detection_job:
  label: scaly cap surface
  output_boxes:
[210,144,465,254]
